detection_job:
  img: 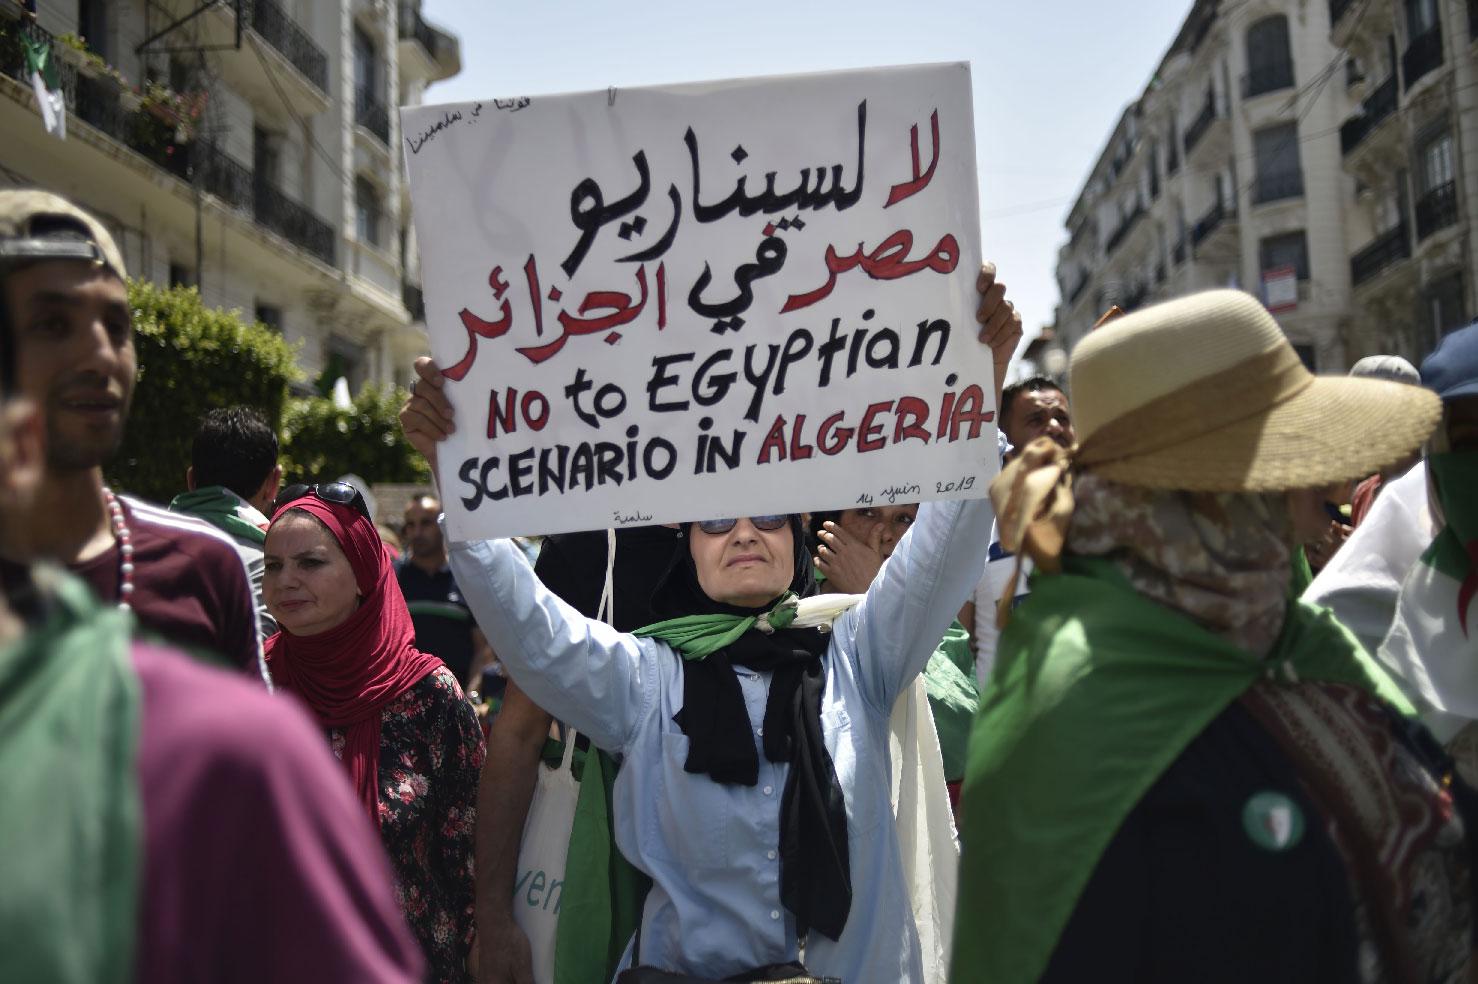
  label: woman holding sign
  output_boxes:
[401,267,1018,983]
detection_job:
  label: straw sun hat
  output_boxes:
[1068,289,1441,492]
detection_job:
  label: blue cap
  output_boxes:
[1420,321,1478,401]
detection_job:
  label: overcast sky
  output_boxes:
[421,0,1195,363]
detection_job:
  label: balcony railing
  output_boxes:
[1340,74,1398,155]
[355,87,390,145]
[1104,205,1145,256]
[1191,198,1231,246]
[255,179,336,264]
[0,20,333,264]
[399,4,443,59]
[249,0,329,93]
[1242,60,1295,99]
[1350,223,1410,285]
[1172,235,1188,265]
[1402,25,1444,89]
[1183,94,1218,155]
[1329,0,1356,28]
[1416,181,1460,241]
[1253,169,1305,205]
[1123,282,1149,311]
[1470,0,1478,41]
[1154,261,1167,284]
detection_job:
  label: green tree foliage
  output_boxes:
[280,385,430,487]
[110,281,297,503]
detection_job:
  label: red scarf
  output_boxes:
[263,497,443,826]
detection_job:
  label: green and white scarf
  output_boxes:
[169,485,269,546]
[1377,451,1478,742]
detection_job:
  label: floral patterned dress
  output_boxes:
[330,666,485,983]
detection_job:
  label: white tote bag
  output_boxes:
[512,729,581,984]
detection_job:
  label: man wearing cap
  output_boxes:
[0,190,264,679]
[0,271,425,983]
[952,290,1468,983]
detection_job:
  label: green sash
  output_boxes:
[552,747,650,984]
[950,556,1411,983]
[0,570,141,983]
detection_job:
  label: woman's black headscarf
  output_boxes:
[647,515,852,941]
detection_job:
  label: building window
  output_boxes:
[253,126,281,187]
[78,0,108,62]
[1259,230,1310,280]
[1425,271,1467,345]
[1252,123,1304,203]
[353,25,379,100]
[1418,130,1455,193]
[168,263,195,289]
[355,177,382,247]
[1415,131,1459,240]
[255,303,283,333]
[1405,0,1439,38]
[1245,15,1294,97]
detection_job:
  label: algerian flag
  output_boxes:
[21,34,65,139]
[1377,452,1478,743]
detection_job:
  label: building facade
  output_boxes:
[1333,0,1478,362]
[1051,0,1471,373]
[0,0,459,390]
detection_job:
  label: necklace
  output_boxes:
[102,487,135,610]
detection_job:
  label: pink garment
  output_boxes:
[131,641,422,983]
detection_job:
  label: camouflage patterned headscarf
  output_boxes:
[1067,473,1293,656]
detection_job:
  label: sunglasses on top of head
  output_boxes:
[694,515,789,536]
[273,481,371,521]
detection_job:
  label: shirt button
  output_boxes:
[767,849,777,860]
[763,784,774,796]
[756,726,764,736]
[770,909,780,920]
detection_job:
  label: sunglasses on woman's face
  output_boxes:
[694,515,789,536]
[274,481,372,521]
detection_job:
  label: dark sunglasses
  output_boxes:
[694,515,789,536]
[274,482,371,521]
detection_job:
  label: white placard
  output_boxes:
[402,62,994,541]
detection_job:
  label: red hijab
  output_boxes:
[264,496,443,826]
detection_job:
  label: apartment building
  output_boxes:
[1054,0,1364,371]
[1333,0,1477,362]
[0,0,459,390]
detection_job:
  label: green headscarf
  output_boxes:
[0,568,141,983]
[950,556,1412,983]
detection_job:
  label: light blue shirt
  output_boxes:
[449,497,994,983]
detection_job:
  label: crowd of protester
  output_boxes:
[3,188,1477,984]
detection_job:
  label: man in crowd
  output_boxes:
[0,284,425,984]
[0,190,263,679]
[396,492,491,688]
[965,374,1078,680]
[999,375,1076,458]
[170,406,281,639]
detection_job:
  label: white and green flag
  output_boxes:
[21,34,66,139]
[1378,452,1478,742]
